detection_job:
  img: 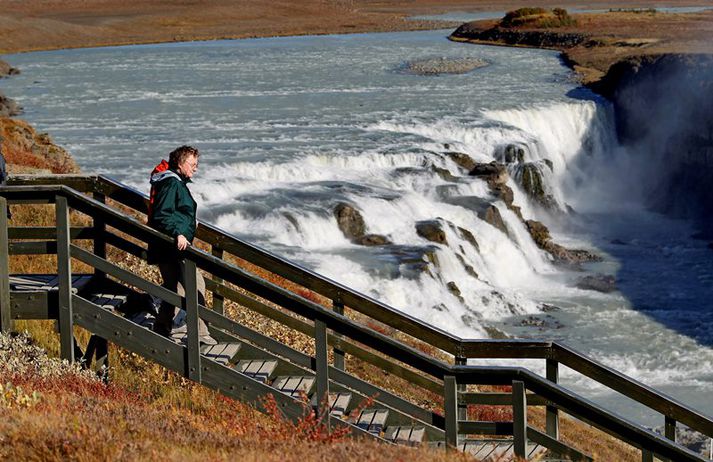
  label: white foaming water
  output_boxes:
[4,29,712,424]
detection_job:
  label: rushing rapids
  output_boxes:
[3,30,713,422]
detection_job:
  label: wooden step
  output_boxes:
[201,343,241,365]
[272,375,315,398]
[355,409,389,436]
[235,359,278,383]
[384,425,426,446]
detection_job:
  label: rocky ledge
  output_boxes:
[0,59,21,78]
[450,22,587,49]
[1,117,79,174]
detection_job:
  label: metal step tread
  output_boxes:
[235,359,278,383]
[201,342,241,365]
[10,273,92,293]
[355,408,389,436]
[272,375,315,397]
[384,425,426,446]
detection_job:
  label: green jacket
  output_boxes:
[148,169,197,262]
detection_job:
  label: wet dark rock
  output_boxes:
[540,303,561,312]
[496,144,526,164]
[447,281,465,303]
[543,159,554,171]
[469,161,509,186]
[456,226,479,251]
[576,274,617,293]
[456,253,479,278]
[433,303,449,312]
[416,219,447,244]
[514,162,557,209]
[518,315,564,329]
[445,151,477,171]
[526,220,602,264]
[334,202,366,240]
[484,325,511,339]
[354,234,392,246]
[480,205,508,235]
[431,165,458,182]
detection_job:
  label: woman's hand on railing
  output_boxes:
[176,234,189,251]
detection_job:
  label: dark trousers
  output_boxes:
[154,260,207,336]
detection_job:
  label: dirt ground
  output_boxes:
[1,1,712,72]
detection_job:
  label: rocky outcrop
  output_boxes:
[0,117,79,174]
[445,151,476,172]
[0,60,20,78]
[469,161,508,186]
[0,92,22,117]
[335,203,366,239]
[513,162,557,209]
[450,23,586,49]
[354,234,392,246]
[334,202,391,246]
[526,219,601,264]
[480,205,508,235]
[416,220,447,244]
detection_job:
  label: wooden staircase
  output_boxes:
[2,175,712,462]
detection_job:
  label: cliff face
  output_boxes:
[591,54,713,229]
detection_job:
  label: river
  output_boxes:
[3,28,712,426]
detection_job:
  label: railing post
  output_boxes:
[56,195,74,362]
[0,197,11,333]
[642,449,654,462]
[661,416,676,462]
[92,192,106,280]
[315,318,330,424]
[182,259,201,383]
[332,297,345,371]
[546,358,560,440]
[455,356,467,421]
[211,245,224,315]
[513,380,527,460]
[444,375,458,449]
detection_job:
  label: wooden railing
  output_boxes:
[1,176,712,461]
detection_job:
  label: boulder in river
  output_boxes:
[469,161,509,186]
[575,274,617,293]
[479,205,508,235]
[334,202,367,240]
[416,219,447,244]
[355,234,392,246]
[445,151,477,171]
[514,162,557,209]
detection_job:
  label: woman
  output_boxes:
[148,145,215,344]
